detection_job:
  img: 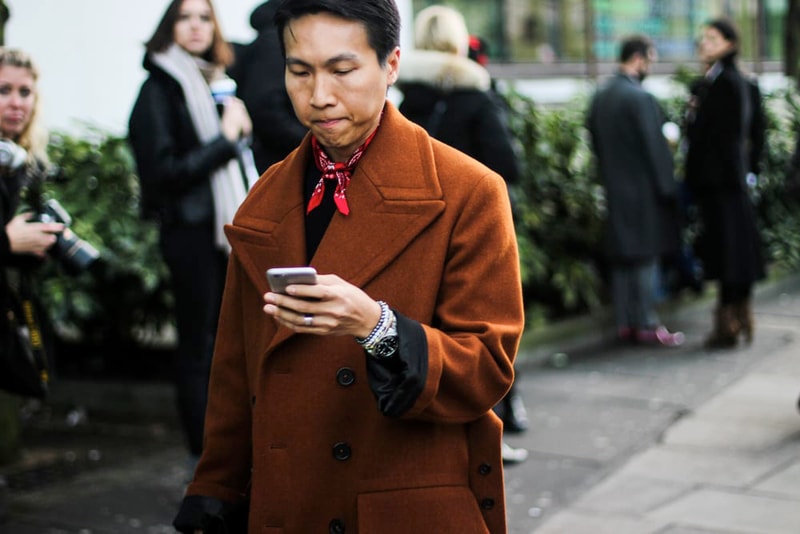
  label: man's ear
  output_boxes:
[386,46,401,86]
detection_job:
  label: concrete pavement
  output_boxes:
[1,275,798,533]
[509,274,800,534]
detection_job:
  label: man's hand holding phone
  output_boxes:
[263,268,382,339]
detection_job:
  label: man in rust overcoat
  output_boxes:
[173,1,524,533]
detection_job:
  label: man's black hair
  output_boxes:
[619,35,652,63]
[273,0,401,65]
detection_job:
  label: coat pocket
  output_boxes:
[357,485,489,534]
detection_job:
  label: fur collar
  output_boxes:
[398,50,491,92]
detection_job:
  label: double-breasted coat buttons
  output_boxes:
[336,367,355,387]
[332,442,352,461]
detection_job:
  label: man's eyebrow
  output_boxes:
[285,53,359,68]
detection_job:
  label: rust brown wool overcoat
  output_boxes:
[185,103,524,533]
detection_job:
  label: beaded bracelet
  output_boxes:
[356,301,390,347]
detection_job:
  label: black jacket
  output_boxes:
[397,50,520,187]
[128,55,238,228]
[227,0,307,174]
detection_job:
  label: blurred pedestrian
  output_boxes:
[684,18,766,348]
[586,35,685,347]
[127,0,256,469]
[396,5,528,464]
[173,1,523,532]
[0,47,65,399]
[397,6,519,188]
[227,0,307,173]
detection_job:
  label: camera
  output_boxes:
[30,198,100,275]
[0,138,100,274]
[0,138,28,171]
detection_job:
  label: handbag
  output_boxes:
[0,271,50,398]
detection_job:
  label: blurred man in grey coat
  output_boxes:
[587,35,684,346]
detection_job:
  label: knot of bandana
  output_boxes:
[307,130,378,216]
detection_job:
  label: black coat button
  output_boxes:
[333,442,351,461]
[329,519,345,533]
[480,498,495,510]
[336,367,356,387]
[478,463,492,476]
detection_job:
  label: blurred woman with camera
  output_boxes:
[0,47,65,398]
[128,0,255,469]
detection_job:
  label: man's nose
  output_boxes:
[310,75,335,107]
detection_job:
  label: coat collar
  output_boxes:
[225,103,445,345]
[397,50,491,92]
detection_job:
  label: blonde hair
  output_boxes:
[414,5,470,57]
[0,47,49,165]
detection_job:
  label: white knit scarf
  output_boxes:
[150,44,258,253]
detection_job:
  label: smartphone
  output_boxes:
[266,266,318,294]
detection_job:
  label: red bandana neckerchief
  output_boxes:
[307,128,379,216]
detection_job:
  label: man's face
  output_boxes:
[636,48,656,81]
[283,12,399,162]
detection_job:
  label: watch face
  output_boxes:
[373,336,399,359]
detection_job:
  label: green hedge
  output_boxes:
[37,85,800,349]
[38,129,171,350]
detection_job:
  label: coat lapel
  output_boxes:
[310,103,445,290]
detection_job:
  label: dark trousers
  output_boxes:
[160,222,227,456]
[611,259,659,330]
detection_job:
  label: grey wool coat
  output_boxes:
[587,73,680,263]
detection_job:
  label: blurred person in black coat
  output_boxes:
[586,35,684,347]
[227,0,307,173]
[397,6,528,463]
[685,18,766,349]
[128,0,255,467]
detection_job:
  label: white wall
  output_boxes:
[5,0,413,136]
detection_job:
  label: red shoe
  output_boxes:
[636,326,685,347]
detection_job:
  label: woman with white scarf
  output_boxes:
[128,0,256,469]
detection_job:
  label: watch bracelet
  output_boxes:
[356,300,389,347]
[363,309,397,354]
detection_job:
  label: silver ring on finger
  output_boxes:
[304,314,313,327]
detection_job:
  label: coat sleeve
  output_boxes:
[638,94,676,200]
[471,93,521,187]
[128,77,238,197]
[400,170,523,424]
[177,254,253,520]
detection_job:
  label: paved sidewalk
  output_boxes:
[0,275,798,533]
[532,281,800,534]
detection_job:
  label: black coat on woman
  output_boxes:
[128,54,240,457]
[684,52,766,285]
[396,50,519,187]
[0,162,53,395]
[128,55,239,229]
